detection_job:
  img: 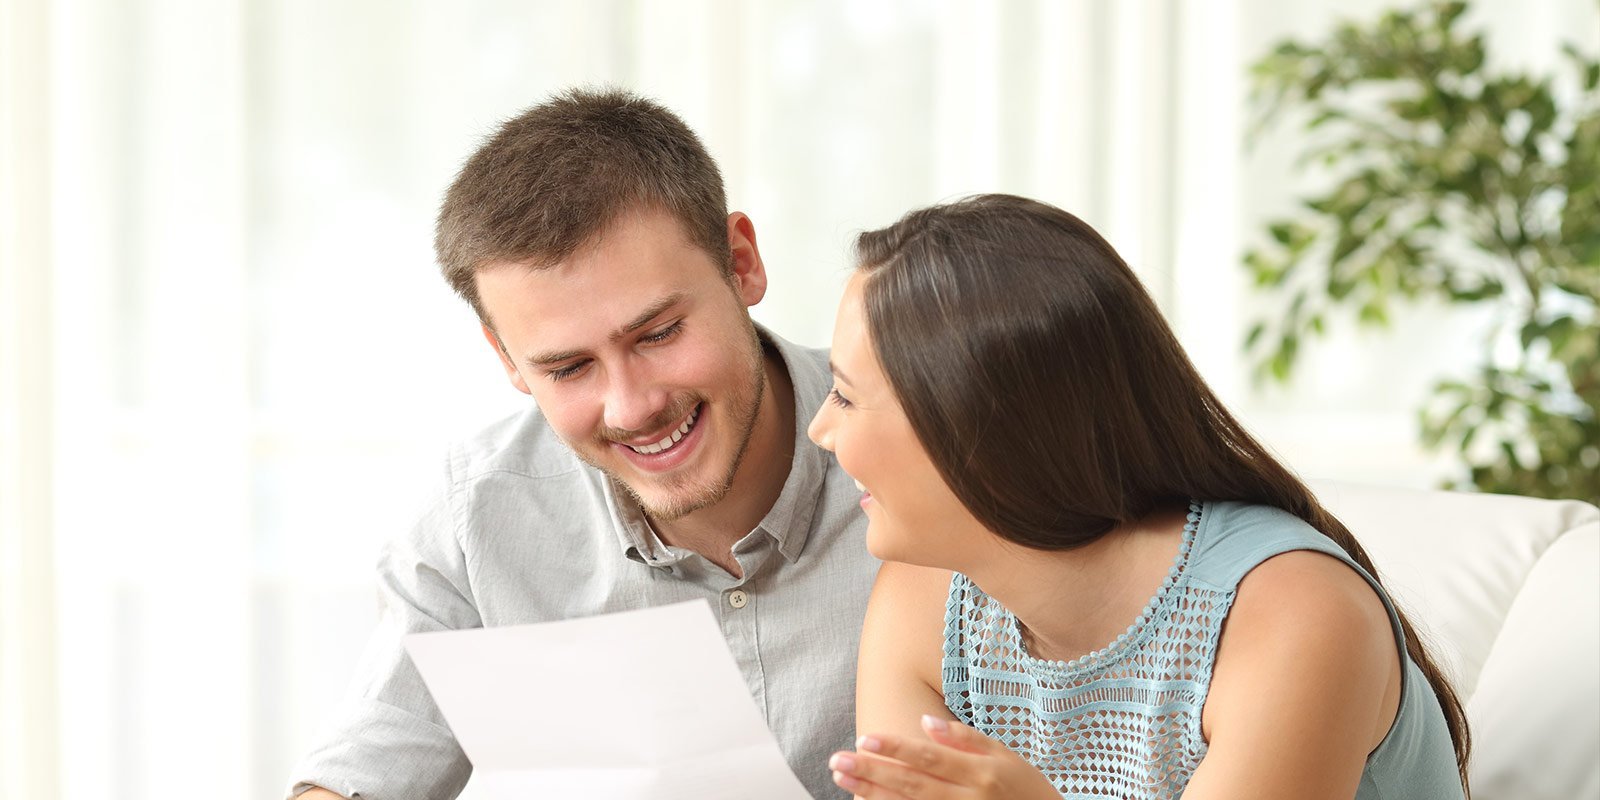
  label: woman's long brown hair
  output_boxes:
[855,193,1471,791]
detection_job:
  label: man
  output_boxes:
[289,89,876,799]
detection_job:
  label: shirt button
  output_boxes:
[727,590,749,609]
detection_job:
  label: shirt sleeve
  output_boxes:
[286,459,482,800]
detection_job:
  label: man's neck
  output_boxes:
[651,346,796,577]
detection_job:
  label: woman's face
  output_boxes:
[807,271,985,567]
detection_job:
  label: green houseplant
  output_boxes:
[1244,0,1600,504]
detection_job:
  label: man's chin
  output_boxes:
[624,479,730,522]
[591,453,730,521]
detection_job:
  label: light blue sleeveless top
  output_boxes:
[942,500,1464,799]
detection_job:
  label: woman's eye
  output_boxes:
[828,388,853,409]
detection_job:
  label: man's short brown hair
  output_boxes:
[434,88,732,323]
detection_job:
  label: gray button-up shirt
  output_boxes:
[289,330,877,800]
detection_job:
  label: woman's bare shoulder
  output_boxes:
[856,561,956,738]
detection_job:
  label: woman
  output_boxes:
[807,194,1470,799]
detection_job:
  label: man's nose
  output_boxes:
[603,360,671,435]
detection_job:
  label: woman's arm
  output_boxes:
[831,564,1063,800]
[853,561,954,741]
[1184,550,1404,800]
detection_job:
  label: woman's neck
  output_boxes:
[961,504,1192,663]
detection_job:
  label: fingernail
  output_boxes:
[830,752,857,772]
[857,735,882,753]
[922,714,949,732]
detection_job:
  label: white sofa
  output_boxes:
[1311,480,1600,800]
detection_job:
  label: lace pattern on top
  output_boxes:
[941,501,1233,799]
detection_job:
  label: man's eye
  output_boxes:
[641,321,683,344]
[548,361,588,382]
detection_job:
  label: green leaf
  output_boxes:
[1270,347,1293,383]
[1501,440,1524,471]
[1563,42,1600,90]
[1438,1,1469,29]
[1329,274,1356,300]
[1520,319,1545,349]
[1245,322,1267,350]
[1331,231,1362,264]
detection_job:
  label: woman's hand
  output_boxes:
[829,715,1062,799]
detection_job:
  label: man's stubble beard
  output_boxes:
[581,320,768,523]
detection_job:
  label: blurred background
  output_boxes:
[2,0,1595,797]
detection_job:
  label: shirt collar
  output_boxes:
[605,323,832,565]
[754,326,830,562]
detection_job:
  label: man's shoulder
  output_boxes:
[443,405,589,487]
[764,327,832,402]
[779,336,830,366]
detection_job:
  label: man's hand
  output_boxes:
[828,715,1061,799]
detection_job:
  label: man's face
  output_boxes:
[476,207,769,521]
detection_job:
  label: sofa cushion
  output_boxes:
[1311,480,1599,800]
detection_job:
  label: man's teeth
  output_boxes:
[630,406,699,455]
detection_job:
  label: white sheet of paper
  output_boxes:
[403,600,815,800]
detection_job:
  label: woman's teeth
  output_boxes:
[630,406,699,455]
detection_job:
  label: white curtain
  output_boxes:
[2,0,61,796]
[1,1,1591,798]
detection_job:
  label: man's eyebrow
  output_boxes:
[524,292,688,368]
[613,292,686,342]
[828,360,855,387]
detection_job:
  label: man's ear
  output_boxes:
[482,323,532,395]
[726,211,768,308]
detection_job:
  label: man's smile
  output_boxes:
[620,403,701,455]
[613,402,707,472]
